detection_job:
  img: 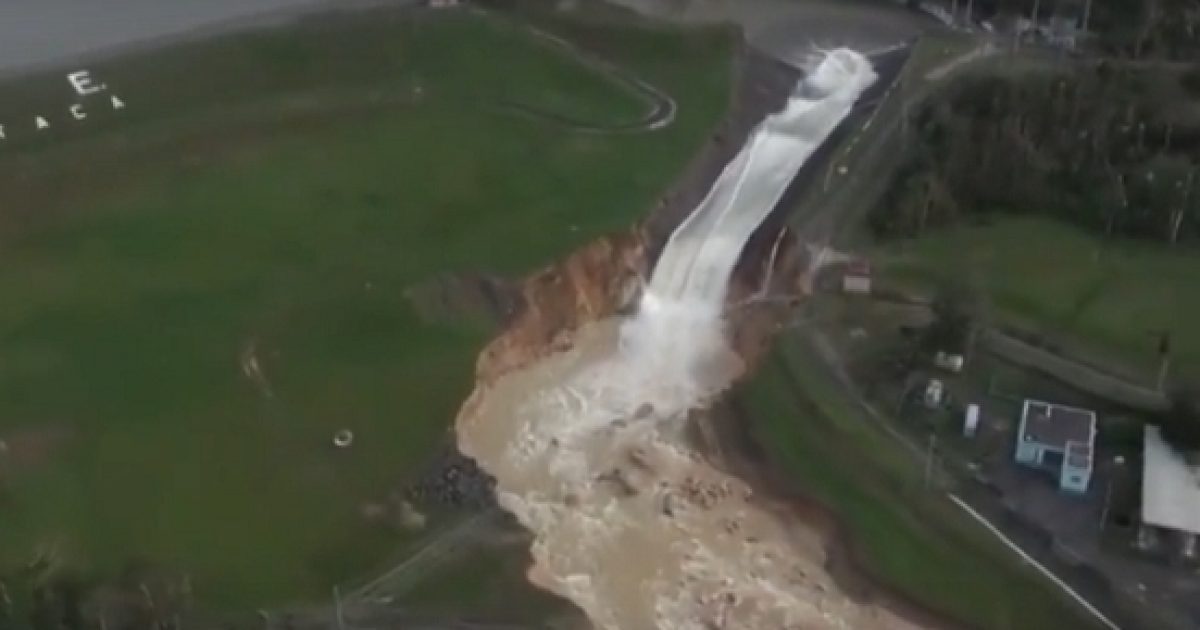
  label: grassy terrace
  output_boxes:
[740,334,1099,630]
[876,216,1200,381]
[0,6,733,610]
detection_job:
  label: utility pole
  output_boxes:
[895,377,917,417]
[1157,332,1172,392]
[1099,456,1126,532]
[924,434,938,489]
[333,586,346,630]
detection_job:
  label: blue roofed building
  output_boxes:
[1014,399,1097,494]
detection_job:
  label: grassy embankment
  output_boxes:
[0,7,733,610]
[875,216,1200,382]
[741,335,1101,630]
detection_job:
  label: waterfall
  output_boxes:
[617,48,876,403]
[647,48,876,309]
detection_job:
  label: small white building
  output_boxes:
[842,260,872,295]
[934,351,965,373]
[1140,426,1200,560]
[1013,399,1097,494]
[924,379,945,409]
[963,404,981,438]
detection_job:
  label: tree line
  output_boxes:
[959,0,1200,60]
[873,60,1200,244]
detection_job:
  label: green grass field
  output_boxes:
[741,335,1099,630]
[876,216,1200,381]
[399,542,569,622]
[0,7,733,609]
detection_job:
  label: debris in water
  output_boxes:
[595,467,638,497]
[628,446,653,471]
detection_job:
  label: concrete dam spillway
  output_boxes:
[648,48,875,307]
[456,50,914,629]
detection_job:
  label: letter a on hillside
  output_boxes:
[111,95,126,110]
[35,116,50,130]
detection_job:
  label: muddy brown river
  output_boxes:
[457,318,925,629]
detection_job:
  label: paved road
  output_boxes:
[0,0,398,78]
[499,16,677,133]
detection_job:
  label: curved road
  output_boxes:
[501,17,677,133]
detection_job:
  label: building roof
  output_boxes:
[1142,425,1200,535]
[845,260,872,276]
[1064,441,1093,470]
[1020,399,1096,451]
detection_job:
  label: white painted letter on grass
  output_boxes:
[110,95,125,110]
[0,125,5,140]
[35,116,50,130]
[70,104,87,121]
[67,70,106,96]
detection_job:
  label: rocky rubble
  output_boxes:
[404,444,497,510]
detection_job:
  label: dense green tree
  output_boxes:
[924,281,979,355]
[876,62,1200,245]
[1181,64,1200,96]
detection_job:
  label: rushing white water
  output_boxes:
[458,49,897,630]
[622,47,876,396]
[650,47,875,307]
